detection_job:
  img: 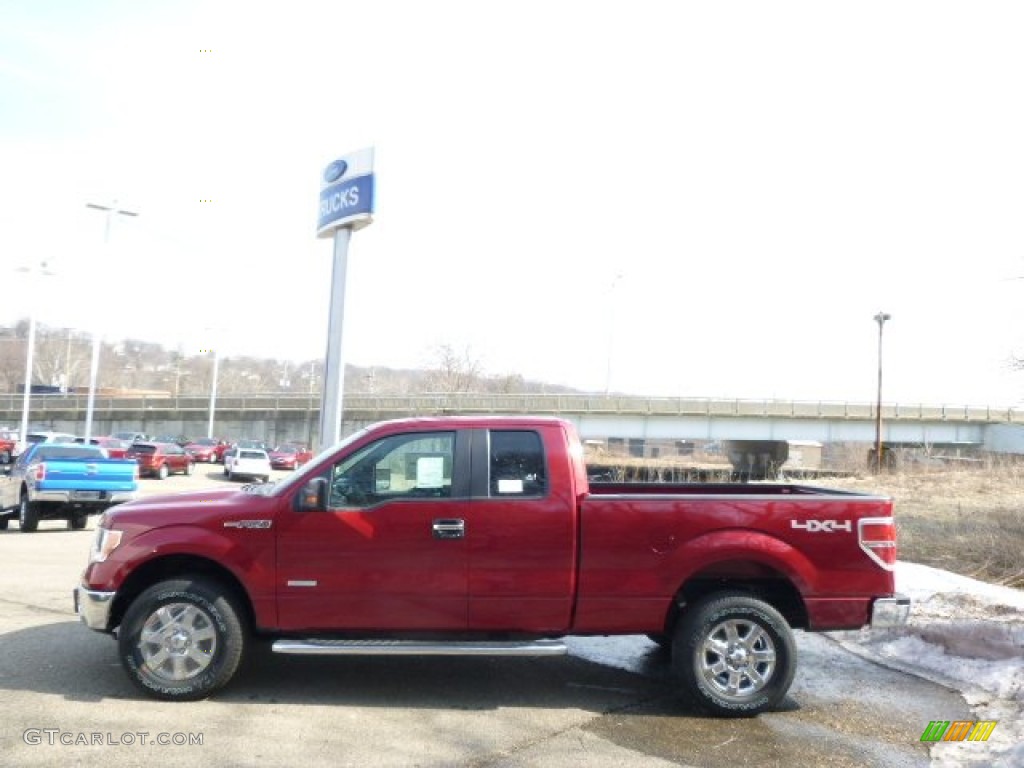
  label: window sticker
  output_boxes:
[497,478,524,494]
[416,456,445,488]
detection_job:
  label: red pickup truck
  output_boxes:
[74,416,908,715]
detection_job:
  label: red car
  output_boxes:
[268,443,313,470]
[185,437,224,463]
[75,436,132,459]
[124,442,194,479]
[0,429,17,464]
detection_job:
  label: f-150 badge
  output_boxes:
[791,519,852,533]
[223,520,273,529]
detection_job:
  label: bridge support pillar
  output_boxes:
[722,440,789,480]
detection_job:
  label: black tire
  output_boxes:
[118,577,247,701]
[157,463,169,480]
[18,494,39,533]
[0,517,9,530]
[227,469,234,482]
[69,512,89,530]
[672,591,796,717]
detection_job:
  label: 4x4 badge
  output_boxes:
[791,519,852,533]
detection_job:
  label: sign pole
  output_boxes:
[319,226,352,448]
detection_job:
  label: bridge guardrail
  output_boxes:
[0,393,1021,424]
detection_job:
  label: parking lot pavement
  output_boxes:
[0,470,957,767]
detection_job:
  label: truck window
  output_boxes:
[329,432,455,508]
[489,430,547,497]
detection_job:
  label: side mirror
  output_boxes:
[297,477,327,511]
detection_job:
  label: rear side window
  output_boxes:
[240,450,265,460]
[489,431,547,497]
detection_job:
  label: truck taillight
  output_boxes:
[35,462,46,481]
[858,517,897,571]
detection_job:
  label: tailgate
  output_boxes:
[37,459,138,492]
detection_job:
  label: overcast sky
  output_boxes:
[2,1,1022,405]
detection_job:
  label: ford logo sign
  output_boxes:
[323,160,348,184]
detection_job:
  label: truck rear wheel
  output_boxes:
[671,591,796,717]
[69,512,89,530]
[118,578,247,701]
[18,495,39,533]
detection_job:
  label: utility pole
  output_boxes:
[873,311,891,472]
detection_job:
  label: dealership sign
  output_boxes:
[317,147,375,237]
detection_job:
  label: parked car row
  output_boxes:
[3,427,314,475]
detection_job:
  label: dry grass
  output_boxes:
[822,461,1024,588]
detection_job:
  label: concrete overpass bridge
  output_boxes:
[3,393,1023,472]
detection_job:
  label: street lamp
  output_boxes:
[207,346,219,439]
[14,261,57,455]
[873,311,891,472]
[84,201,139,440]
[604,273,623,396]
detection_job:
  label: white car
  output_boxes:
[14,430,78,459]
[224,448,271,483]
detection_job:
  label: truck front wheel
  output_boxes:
[118,578,246,701]
[672,591,796,717]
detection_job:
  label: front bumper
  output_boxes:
[870,594,911,628]
[73,586,115,632]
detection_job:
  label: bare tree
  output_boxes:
[428,344,482,393]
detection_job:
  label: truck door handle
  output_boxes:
[432,519,465,539]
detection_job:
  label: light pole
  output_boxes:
[14,262,56,456]
[84,201,138,440]
[604,273,623,396]
[873,311,891,472]
[207,346,219,439]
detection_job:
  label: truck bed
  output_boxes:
[587,482,876,497]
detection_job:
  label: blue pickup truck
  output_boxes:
[0,443,138,532]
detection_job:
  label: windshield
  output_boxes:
[270,428,370,497]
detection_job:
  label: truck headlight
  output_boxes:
[89,527,123,564]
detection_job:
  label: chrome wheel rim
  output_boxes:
[138,603,218,681]
[697,618,776,701]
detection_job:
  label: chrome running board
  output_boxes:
[271,638,567,657]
